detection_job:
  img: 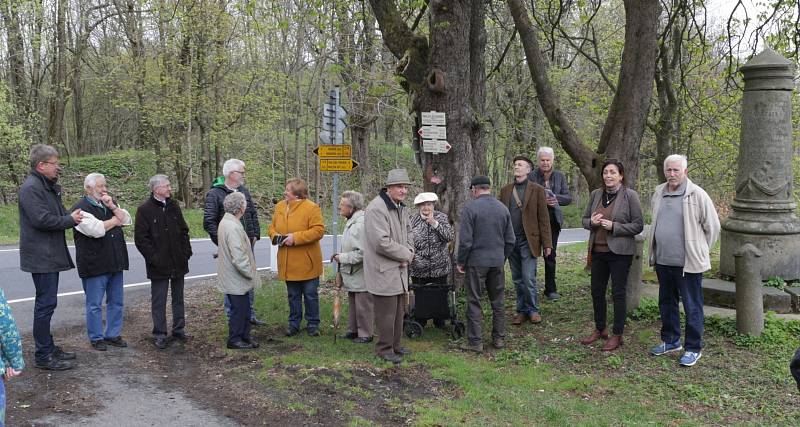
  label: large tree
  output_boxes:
[369,0,487,222]
[507,0,661,189]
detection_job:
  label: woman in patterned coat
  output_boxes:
[409,192,454,328]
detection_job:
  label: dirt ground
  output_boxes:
[6,278,448,426]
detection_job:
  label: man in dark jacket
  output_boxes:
[72,173,131,351]
[457,176,516,353]
[135,175,193,350]
[203,158,263,325]
[500,156,552,326]
[529,147,572,301]
[18,144,82,371]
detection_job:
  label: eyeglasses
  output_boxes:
[41,161,61,167]
[232,170,246,175]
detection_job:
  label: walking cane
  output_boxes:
[332,262,343,343]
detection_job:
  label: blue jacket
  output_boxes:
[0,289,24,376]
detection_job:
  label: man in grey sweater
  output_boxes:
[457,176,516,353]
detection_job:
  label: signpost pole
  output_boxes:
[331,87,340,259]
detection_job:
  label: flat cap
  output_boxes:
[469,175,491,188]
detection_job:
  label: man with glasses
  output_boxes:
[135,175,193,349]
[203,159,264,325]
[18,144,83,370]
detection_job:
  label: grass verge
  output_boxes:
[199,242,800,425]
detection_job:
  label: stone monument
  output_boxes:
[720,48,800,280]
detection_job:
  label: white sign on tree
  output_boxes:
[419,111,448,154]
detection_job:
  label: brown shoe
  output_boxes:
[529,313,542,324]
[579,329,609,345]
[512,314,525,325]
[492,338,505,349]
[601,334,623,351]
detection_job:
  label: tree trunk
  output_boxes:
[3,0,29,120]
[507,0,660,189]
[47,0,67,149]
[370,0,486,223]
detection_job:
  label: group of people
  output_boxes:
[8,142,721,396]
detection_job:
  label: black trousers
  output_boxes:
[590,251,632,335]
[543,222,561,295]
[151,277,185,338]
[227,293,252,344]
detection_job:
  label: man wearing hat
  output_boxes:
[499,156,552,325]
[457,176,516,352]
[364,168,416,364]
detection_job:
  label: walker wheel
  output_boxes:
[405,321,424,339]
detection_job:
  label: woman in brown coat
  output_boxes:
[580,160,644,351]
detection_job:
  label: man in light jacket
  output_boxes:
[648,154,720,367]
[363,169,415,364]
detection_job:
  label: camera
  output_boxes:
[272,234,287,246]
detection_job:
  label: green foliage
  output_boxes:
[0,81,29,201]
[764,276,787,290]
[705,313,800,351]
[628,297,660,322]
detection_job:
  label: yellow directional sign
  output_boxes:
[320,158,359,172]
[314,145,352,158]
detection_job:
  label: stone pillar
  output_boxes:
[626,232,646,314]
[720,49,800,280]
[734,243,764,336]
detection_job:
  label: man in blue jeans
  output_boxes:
[72,173,132,351]
[18,144,82,371]
[648,154,720,367]
[499,156,552,325]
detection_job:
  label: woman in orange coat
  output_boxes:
[268,178,325,337]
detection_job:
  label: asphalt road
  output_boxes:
[1,229,588,334]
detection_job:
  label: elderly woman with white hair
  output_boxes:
[409,192,454,328]
[217,192,261,349]
[332,190,373,343]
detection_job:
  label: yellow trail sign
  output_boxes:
[314,145,352,158]
[320,158,359,172]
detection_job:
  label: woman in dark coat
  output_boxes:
[580,160,644,351]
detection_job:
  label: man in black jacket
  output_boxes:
[72,173,131,352]
[528,147,572,301]
[18,144,82,371]
[135,175,193,349]
[203,158,264,325]
[456,176,516,353]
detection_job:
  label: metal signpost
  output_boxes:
[315,86,356,261]
[419,111,449,154]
